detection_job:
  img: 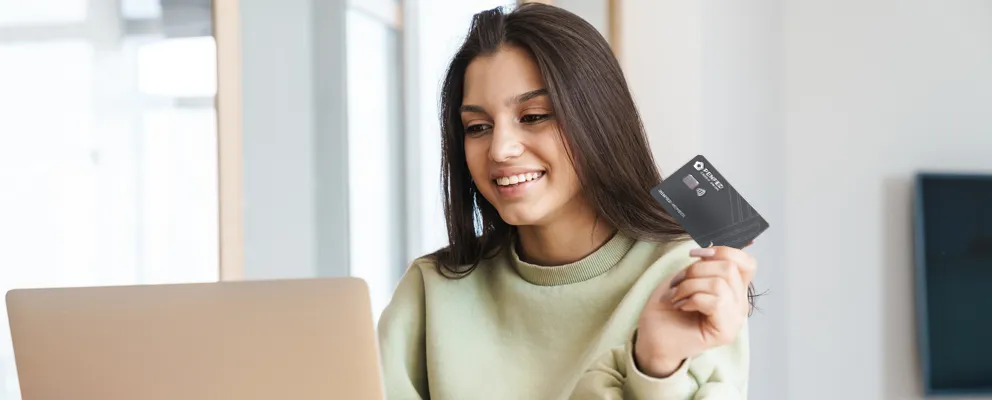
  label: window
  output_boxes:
[346,2,404,321]
[0,2,219,398]
[0,0,88,26]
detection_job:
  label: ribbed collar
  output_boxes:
[509,232,636,286]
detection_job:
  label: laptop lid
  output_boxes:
[5,277,384,400]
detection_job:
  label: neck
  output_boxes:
[516,203,616,266]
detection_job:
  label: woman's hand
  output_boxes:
[633,245,757,378]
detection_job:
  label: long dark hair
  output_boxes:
[430,4,756,310]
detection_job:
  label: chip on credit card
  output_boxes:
[650,155,769,249]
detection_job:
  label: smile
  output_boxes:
[493,171,545,187]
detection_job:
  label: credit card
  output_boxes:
[650,155,769,249]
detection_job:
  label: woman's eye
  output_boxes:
[520,114,550,124]
[464,124,492,135]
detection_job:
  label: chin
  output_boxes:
[494,204,547,227]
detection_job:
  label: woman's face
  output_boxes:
[461,45,586,227]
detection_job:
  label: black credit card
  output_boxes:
[650,155,769,249]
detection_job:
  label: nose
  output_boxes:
[489,123,524,162]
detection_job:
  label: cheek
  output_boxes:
[551,164,582,199]
[543,142,583,200]
[463,139,490,181]
[534,133,578,182]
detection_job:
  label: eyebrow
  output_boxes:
[459,88,549,114]
[513,88,548,104]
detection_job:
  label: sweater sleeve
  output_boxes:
[570,322,750,400]
[377,263,429,399]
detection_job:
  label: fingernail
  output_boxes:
[670,269,687,288]
[673,298,688,308]
[661,287,677,302]
[690,248,716,258]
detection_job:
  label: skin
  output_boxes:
[460,45,757,378]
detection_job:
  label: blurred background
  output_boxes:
[0,0,989,399]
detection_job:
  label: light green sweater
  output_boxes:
[377,233,749,399]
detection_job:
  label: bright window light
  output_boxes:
[0,0,88,26]
[137,36,217,97]
[346,9,399,321]
[121,0,162,20]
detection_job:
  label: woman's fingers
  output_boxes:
[655,245,758,315]
[667,276,735,307]
[670,261,745,301]
[689,246,758,285]
[674,292,743,345]
[673,292,720,315]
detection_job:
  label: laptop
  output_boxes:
[5,277,385,400]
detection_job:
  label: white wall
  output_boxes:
[700,3,787,399]
[240,0,318,279]
[619,1,704,177]
[621,0,992,399]
[784,1,992,399]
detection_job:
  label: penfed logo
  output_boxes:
[693,160,725,191]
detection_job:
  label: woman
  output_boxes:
[378,3,756,399]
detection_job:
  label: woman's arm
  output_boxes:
[570,323,749,400]
[572,244,754,400]
[377,264,430,399]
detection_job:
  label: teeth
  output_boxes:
[495,171,544,186]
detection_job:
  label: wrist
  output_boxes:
[636,354,684,378]
[632,331,685,378]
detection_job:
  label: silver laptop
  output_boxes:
[5,277,384,400]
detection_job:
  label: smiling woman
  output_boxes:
[377,3,757,400]
[434,4,688,274]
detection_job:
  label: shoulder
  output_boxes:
[628,237,701,281]
[387,255,435,298]
[407,244,511,278]
[648,237,700,264]
[376,255,443,329]
[628,235,700,264]
[396,249,500,288]
[408,254,439,276]
[382,251,501,319]
[403,252,458,281]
